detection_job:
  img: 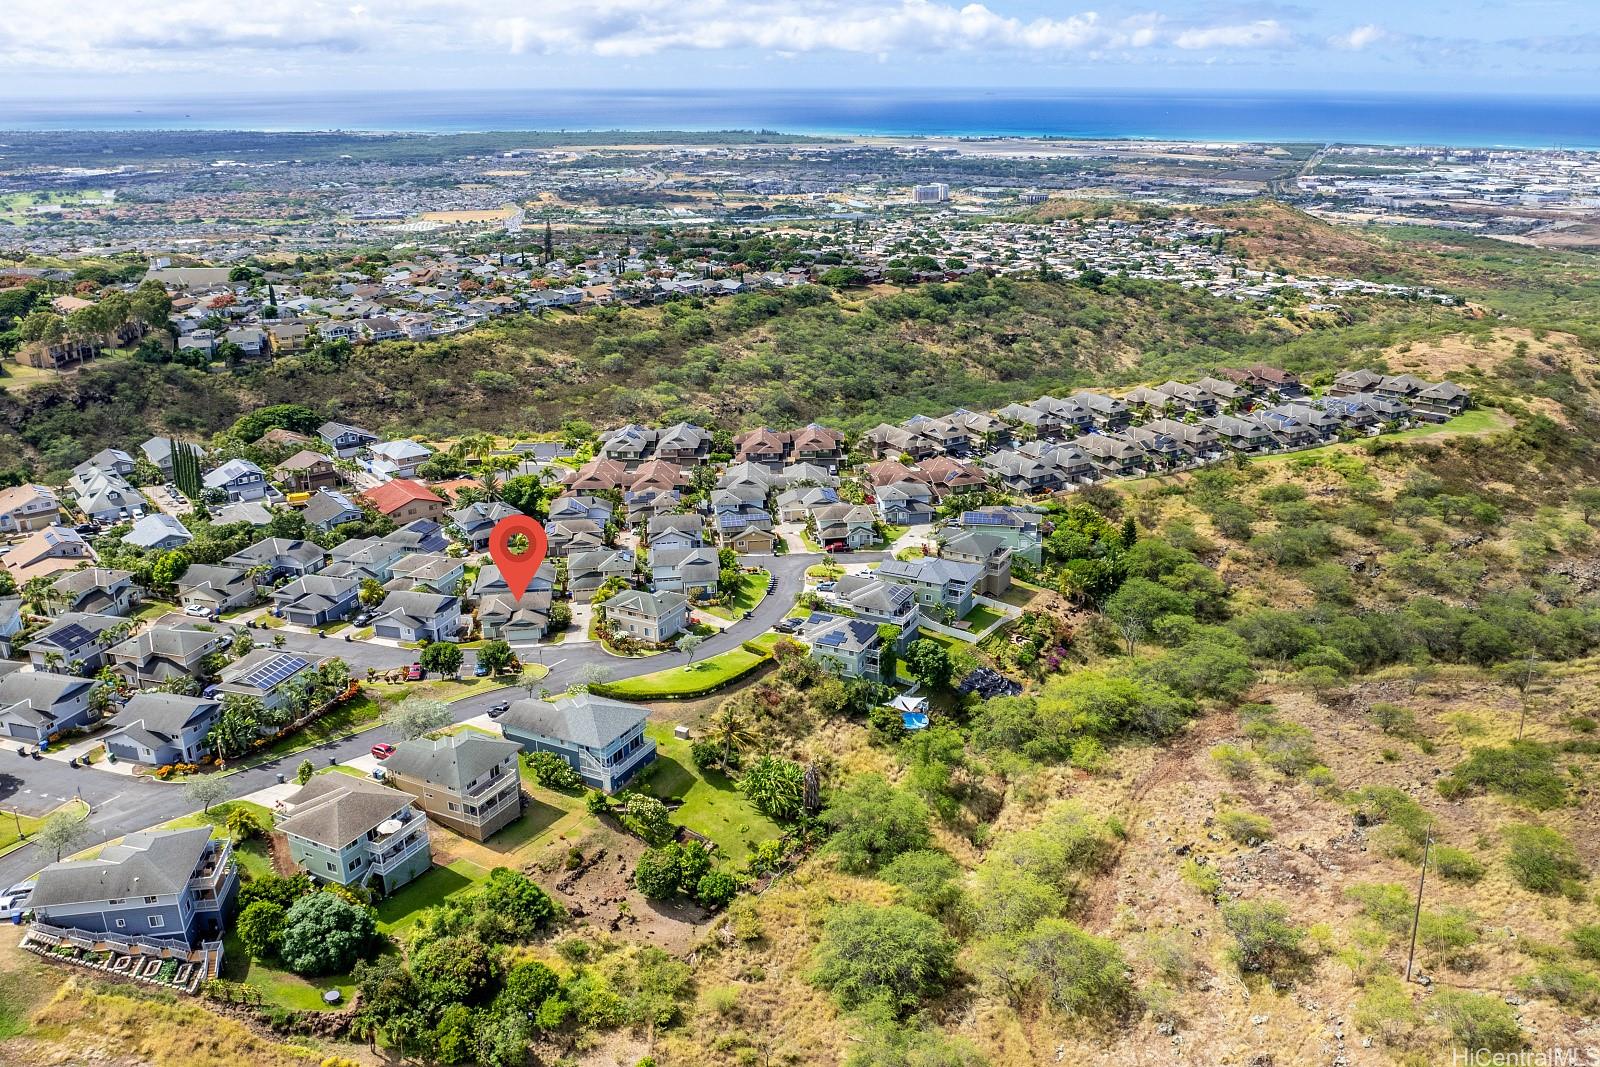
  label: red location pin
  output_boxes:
[487,514,549,602]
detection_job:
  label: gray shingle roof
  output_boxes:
[30,827,211,908]
[385,732,520,793]
[277,774,413,849]
[500,692,649,750]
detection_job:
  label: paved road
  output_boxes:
[0,550,877,886]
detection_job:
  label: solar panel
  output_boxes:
[960,511,1008,526]
[44,622,94,650]
[242,654,309,689]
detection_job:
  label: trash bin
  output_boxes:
[328,757,337,766]
[277,773,286,784]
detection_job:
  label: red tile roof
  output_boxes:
[362,478,443,515]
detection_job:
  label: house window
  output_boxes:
[144,896,159,904]
[326,861,336,873]
[448,802,460,812]
[148,915,165,928]
[115,919,126,928]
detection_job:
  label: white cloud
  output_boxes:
[1171,19,1293,50]
[0,0,1305,74]
[1331,24,1386,51]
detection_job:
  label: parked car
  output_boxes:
[816,581,837,592]
[473,661,490,677]
[370,743,396,760]
[184,604,213,618]
[405,663,424,681]
[488,701,511,718]
[0,880,36,921]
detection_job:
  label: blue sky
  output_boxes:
[5,0,1598,96]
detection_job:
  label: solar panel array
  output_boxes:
[240,654,309,690]
[44,622,94,650]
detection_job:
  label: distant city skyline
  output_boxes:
[5,0,1599,97]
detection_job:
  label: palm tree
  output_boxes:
[709,700,757,774]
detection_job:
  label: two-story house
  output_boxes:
[599,588,689,643]
[106,621,229,689]
[274,451,341,493]
[449,501,520,551]
[223,538,325,582]
[215,649,314,712]
[175,564,257,615]
[499,693,656,794]
[367,440,433,481]
[802,614,893,682]
[302,489,367,532]
[125,513,193,551]
[277,775,432,893]
[24,612,124,672]
[28,827,237,944]
[46,568,136,618]
[383,733,523,841]
[371,590,460,644]
[270,574,361,628]
[0,484,60,534]
[103,693,222,765]
[318,421,378,459]
[203,459,271,502]
[362,479,446,525]
[0,669,98,743]
[938,531,1012,598]
[877,557,983,619]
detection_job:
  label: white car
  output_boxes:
[0,880,35,921]
[184,604,213,618]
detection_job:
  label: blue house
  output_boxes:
[28,827,237,944]
[103,693,222,766]
[499,693,656,794]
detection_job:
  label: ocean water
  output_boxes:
[3,89,1599,148]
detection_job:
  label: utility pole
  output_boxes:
[1405,822,1434,983]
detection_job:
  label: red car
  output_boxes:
[370,743,396,760]
[405,663,424,681]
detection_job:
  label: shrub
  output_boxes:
[973,918,1134,1019]
[1210,743,1256,780]
[821,774,932,874]
[1520,962,1600,1009]
[1428,990,1523,1052]
[738,755,805,820]
[1431,845,1485,883]
[523,750,584,791]
[479,867,560,935]
[1222,899,1307,977]
[695,869,741,909]
[1217,809,1273,844]
[1440,742,1567,809]
[1181,858,1222,900]
[236,899,286,960]
[1570,924,1600,962]
[880,850,964,918]
[1367,702,1418,737]
[278,892,379,976]
[1503,824,1586,896]
[1354,975,1420,1046]
[620,794,674,845]
[1243,710,1321,777]
[810,904,956,1014]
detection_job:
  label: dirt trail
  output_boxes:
[1081,709,1237,931]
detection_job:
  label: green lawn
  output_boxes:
[220,931,363,1011]
[241,695,385,765]
[595,646,768,699]
[700,570,770,621]
[962,604,1006,632]
[0,799,89,858]
[375,859,489,935]
[162,799,276,836]
[805,563,844,580]
[1250,409,1510,466]
[643,727,782,866]
[134,600,178,622]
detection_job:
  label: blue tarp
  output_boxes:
[902,711,930,731]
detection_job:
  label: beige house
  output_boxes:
[382,733,523,841]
